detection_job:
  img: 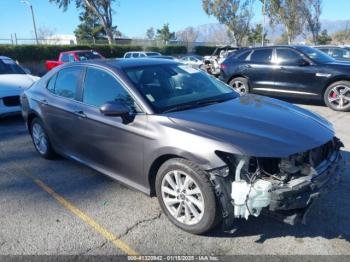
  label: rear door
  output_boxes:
[245,48,276,94]
[41,66,85,156]
[273,47,319,98]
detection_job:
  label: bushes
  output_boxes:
[0,44,188,62]
[194,46,217,56]
[145,45,187,55]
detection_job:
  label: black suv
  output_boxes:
[220,45,350,111]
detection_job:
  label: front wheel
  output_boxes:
[324,81,350,112]
[155,158,219,234]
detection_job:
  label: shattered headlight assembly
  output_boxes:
[214,152,272,220]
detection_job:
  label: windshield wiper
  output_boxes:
[195,97,233,106]
[162,97,233,113]
[162,103,200,113]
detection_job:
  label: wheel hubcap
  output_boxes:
[32,123,48,155]
[161,170,204,225]
[328,85,350,109]
[232,80,248,95]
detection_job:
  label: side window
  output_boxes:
[68,54,75,62]
[139,53,146,57]
[236,50,251,61]
[46,74,57,93]
[61,54,69,63]
[83,67,138,112]
[132,53,139,58]
[125,53,131,58]
[54,67,83,99]
[250,49,272,63]
[276,48,303,65]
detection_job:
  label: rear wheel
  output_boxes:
[229,77,249,95]
[30,118,56,159]
[324,81,350,112]
[155,158,219,234]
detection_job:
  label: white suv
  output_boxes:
[123,51,161,58]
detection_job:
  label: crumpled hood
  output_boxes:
[168,95,334,158]
[0,74,39,95]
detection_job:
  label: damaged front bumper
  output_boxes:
[210,138,345,229]
[265,149,344,225]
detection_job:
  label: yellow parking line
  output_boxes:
[33,178,139,256]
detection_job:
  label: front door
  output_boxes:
[73,66,146,189]
[272,47,319,98]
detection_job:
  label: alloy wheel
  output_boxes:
[32,123,48,155]
[232,80,248,95]
[161,170,204,225]
[328,85,350,110]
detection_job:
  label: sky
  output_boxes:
[0,0,349,40]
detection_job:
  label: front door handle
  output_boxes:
[73,110,87,119]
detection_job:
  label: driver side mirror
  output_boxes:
[100,101,130,117]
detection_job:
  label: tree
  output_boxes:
[248,24,268,46]
[36,26,56,44]
[317,29,332,44]
[301,0,322,45]
[74,7,105,43]
[49,0,117,45]
[156,23,175,45]
[263,0,304,44]
[176,27,199,49]
[332,26,350,45]
[146,27,155,40]
[202,0,254,46]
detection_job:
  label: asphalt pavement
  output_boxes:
[0,102,349,256]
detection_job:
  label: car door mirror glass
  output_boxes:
[100,101,130,117]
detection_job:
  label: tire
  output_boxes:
[155,158,219,234]
[324,81,350,112]
[30,118,56,159]
[229,77,249,95]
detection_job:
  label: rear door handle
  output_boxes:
[73,110,87,119]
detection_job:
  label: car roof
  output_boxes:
[75,58,178,69]
[61,50,96,54]
[0,56,12,60]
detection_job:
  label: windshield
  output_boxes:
[296,46,335,63]
[124,64,238,113]
[0,59,26,75]
[76,51,103,61]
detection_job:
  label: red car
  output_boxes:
[45,50,104,71]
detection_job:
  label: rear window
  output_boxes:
[236,50,251,61]
[250,49,273,63]
[75,51,102,61]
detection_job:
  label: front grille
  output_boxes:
[2,96,20,107]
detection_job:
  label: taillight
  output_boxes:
[220,63,227,70]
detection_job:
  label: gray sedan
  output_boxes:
[21,58,343,234]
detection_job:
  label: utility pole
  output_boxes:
[262,0,266,47]
[21,0,39,45]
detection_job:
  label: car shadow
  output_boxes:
[208,150,350,243]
